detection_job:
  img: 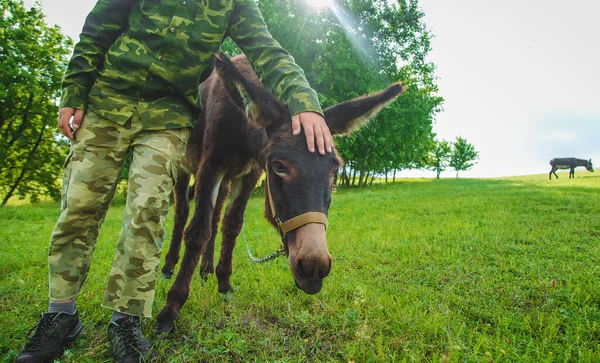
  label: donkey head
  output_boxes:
[587,159,594,172]
[215,53,405,294]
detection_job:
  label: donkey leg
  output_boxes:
[216,168,262,294]
[155,163,223,334]
[551,166,558,179]
[199,179,231,279]
[162,169,191,279]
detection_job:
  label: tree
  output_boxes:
[449,136,479,178]
[257,0,443,187]
[0,0,73,205]
[427,138,451,178]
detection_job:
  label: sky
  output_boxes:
[24,0,600,178]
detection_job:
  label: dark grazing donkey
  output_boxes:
[549,157,594,180]
[155,53,405,334]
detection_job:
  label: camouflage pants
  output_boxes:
[49,110,190,317]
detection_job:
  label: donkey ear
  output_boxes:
[215,53,288,128]
[323,83,406,136]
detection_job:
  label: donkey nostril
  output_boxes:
[297,258,331,279]
[318,259,332,279]
[297,259,306,276]
[296,259,315,279]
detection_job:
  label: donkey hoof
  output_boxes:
[218,283,234,294]
[156,307,178,335]
[154,321,175,336]
[161,269,173,279]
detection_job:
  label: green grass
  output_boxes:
[1,173,599,362]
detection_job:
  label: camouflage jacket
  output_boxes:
[60,0,323,130]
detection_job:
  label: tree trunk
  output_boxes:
[436,169,440,179]
[393,170,396,183]
[343,168,350,187]
[342,164,351,187]
[2,123,45,206]
[358,169,364,187]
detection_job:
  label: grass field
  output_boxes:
[1,173,599,362]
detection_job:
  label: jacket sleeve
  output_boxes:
[60,0,136,110]
[227,0,324,117]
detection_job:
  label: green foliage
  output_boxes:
[427,138,452,178]
[1,174,599,361]
[257,0,442,187]
[450,136,479,178]
[0,0,72,206]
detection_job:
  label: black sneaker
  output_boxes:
[16,311,83,363]
[108,316,152,363]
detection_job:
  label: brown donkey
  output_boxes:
[155,53,405,334]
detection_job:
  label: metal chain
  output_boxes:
[242,219,284,263]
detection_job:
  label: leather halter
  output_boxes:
[265,167,328,239]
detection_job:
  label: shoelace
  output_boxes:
[113,319,142,355]
[24,314,56,350]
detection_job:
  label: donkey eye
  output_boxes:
[272,160,288,176]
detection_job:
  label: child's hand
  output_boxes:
[291,112,333,155]
[58,107,85,140]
